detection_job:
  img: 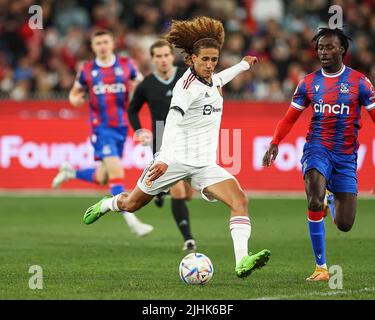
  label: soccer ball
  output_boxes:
[179,252,214,285]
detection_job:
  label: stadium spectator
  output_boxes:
[0,0,374,101]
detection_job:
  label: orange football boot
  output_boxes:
[306,266,330,281]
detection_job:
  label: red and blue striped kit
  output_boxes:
[291,65,375,154]
[77,55,138,129]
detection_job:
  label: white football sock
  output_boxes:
[122,211,139,226]
[100,194,121,212]
[229,216,251,266]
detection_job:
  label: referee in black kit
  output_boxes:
[128,39,197,252]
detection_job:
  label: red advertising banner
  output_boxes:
[0,100,374,191]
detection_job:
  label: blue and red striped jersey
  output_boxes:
[77,55,138,128]
[291,65,375,154]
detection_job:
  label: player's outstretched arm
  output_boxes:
[69,84,85,107]
[217,56,257,87]
[262,106,302,167]
[242,56,258,68]
[263,144,279,168]
[360,75,375,123]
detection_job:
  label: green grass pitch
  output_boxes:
[0,194,374,300]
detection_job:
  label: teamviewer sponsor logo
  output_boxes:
[93,82,126,95]
[203,105,212,115]
[313,99,350,115]
[203,105,222,115]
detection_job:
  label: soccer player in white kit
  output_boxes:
[83,16,271,278]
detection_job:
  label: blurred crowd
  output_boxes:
[0,0,374,100]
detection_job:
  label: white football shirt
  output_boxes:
[164,68,224,166]
[158,61,250,167]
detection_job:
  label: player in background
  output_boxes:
[82,16,271,278]
[52,29,153,237]
[263,28,375,281]
[128,39,197,252]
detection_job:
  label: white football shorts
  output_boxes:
[137,158,235,202]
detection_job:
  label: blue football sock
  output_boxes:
[308,210,326,267]
[76,168,97,183]
[109,178,124,196]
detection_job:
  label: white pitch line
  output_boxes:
[254,287,375,300]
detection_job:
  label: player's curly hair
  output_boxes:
[312,27,352,57]
[165,16,225,65]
